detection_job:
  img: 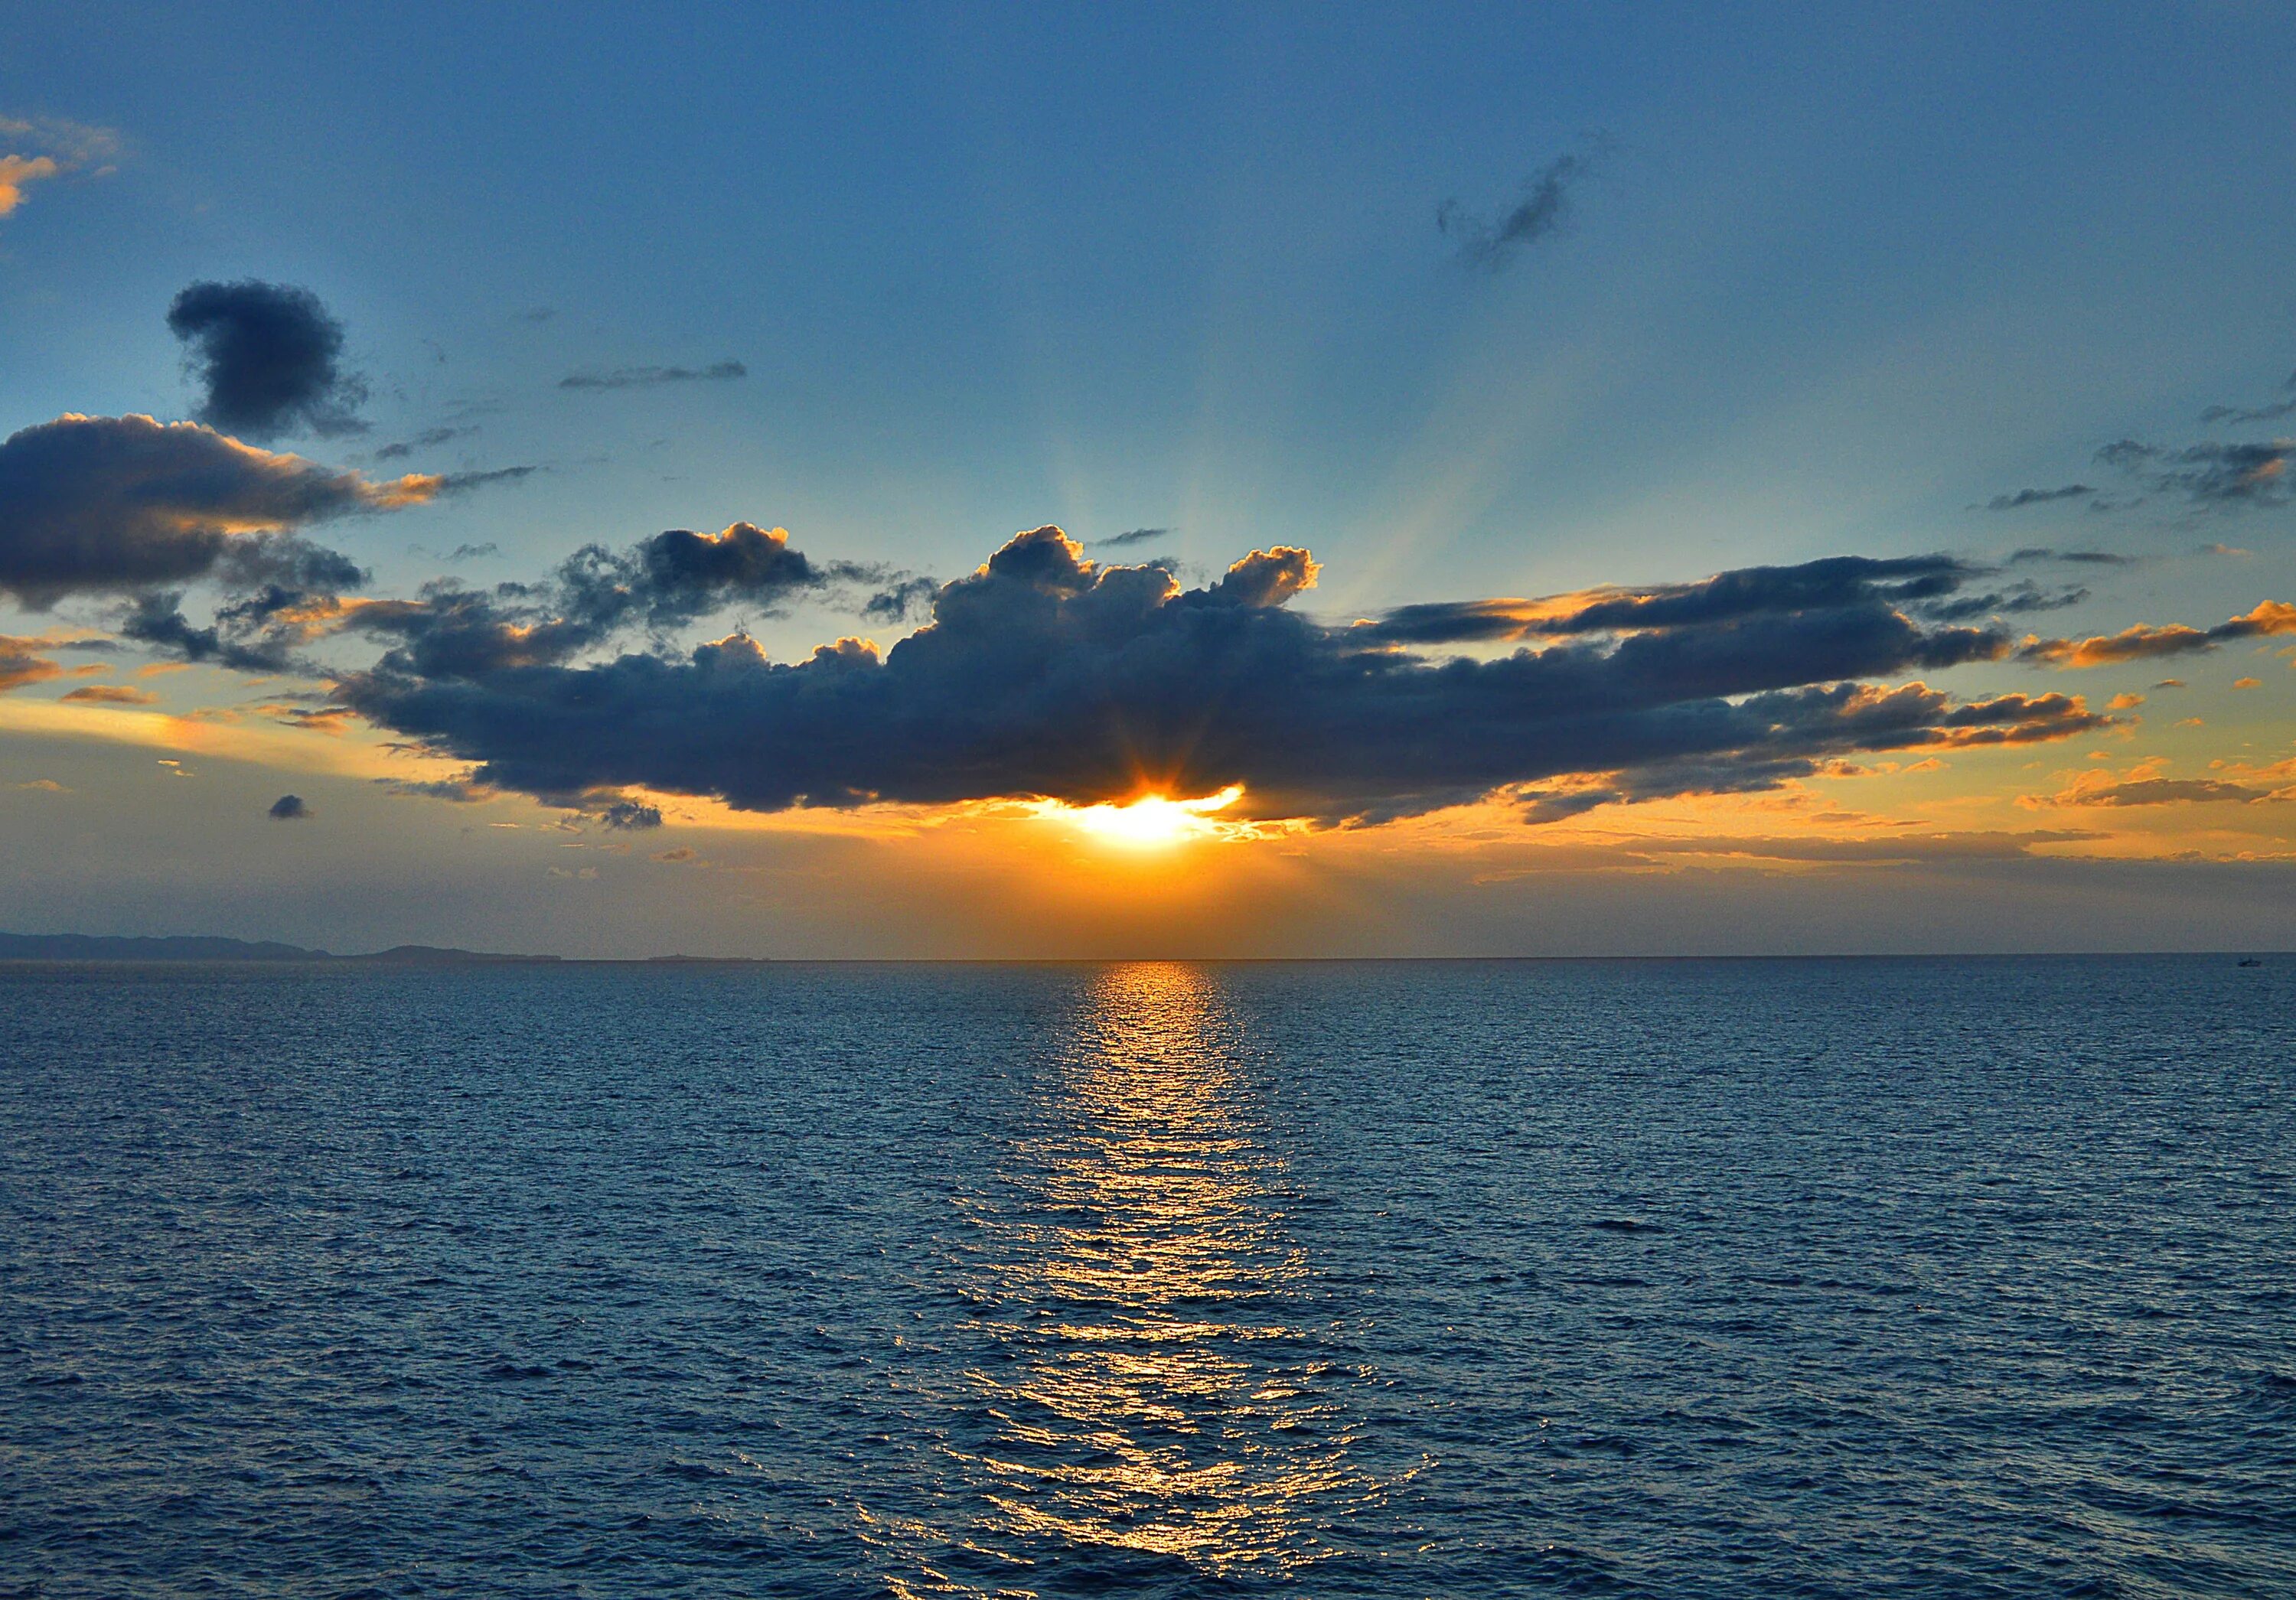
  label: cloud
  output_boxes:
[1355,554,2032,645]
[168,281,370,440]
[267,793,310,820]
[1438,142,1608,271]
[2007,546,2131,565]
[2199,367,2296,426]
[2049,777,2277,807]
[373,425,478,461]
[2017,601,2296,666]
[0,414,426,607]
[559,360,746,391]
[60,683,155,705]
[1094,527,1172,548]
[598,799,662,829]
[2095,437,2291,507]
[0,634,64,693]
[447,543,499,562]
[0,116,119,220]
[377,774,493,803]
[344,522,925,677]
[334,525,2112,826]
[1987,486,2095,510]
[436,466,537,493]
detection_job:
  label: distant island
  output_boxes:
[0,934,558,963]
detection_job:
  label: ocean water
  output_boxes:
[2,957,2291,1599]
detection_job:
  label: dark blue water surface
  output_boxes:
[3,957,2293,1598]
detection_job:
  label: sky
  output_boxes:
[3,1,2295,957]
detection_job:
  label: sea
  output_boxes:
[2,956,2291,1598]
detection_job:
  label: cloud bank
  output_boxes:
[0,414,429,607]
[335,526,2115,823]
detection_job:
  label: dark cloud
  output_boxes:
[515,307,556,324]
[373,425,478,461]
[436,465,538,494]
[2007,546,2132,565]
[447,543,500,562]
[1438,142,1607,272]
[267,793,310,820]
[2198,367,2296,425]
[344,522,930,679]
[335,526,2111,826]
[559,360,746,391]
[1094,527,1172,548]
[598,799,663,829]
[1357,555,1986,646]
[1986,485,2095,510]
[2095,437,2291,507]
[168,281,369,441]
[0,415,417,607]
[2017,601,2296,666]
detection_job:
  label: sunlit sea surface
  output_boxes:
[4,958,2292,1598]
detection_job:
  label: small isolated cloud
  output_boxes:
[373,425,478,461]
[447,542,499,562]
[2154,679,2186,689]
[267,793,310,820]
[0,116,120,220]
[60,683,155,705]
[651,846,699,864]
[0,413,426,606]
[2198,366,2296,427]
[436,465,537,494]
[168,281,369,440]
[2233,676,2262,689]
[14,777,67,793]
[2201,543,2251,558]
[559,360,746,391]
[2007,546,2131,566]
[1437,139,1609,272]
[1094,527,1172,549]
[2106,692,2145,710]
[599,799,663,829]
[1988,487,2095,511]
[515,307,556,324]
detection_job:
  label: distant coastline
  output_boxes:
[0,934,561,964]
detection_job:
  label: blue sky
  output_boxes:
[3,3,2294,954]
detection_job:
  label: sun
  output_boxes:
[1052,784,1247,849]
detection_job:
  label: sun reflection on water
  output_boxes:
[916,962,1381,1585]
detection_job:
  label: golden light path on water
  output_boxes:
[871,963,1388,1595]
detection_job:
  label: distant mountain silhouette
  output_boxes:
[0,934,556,963]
